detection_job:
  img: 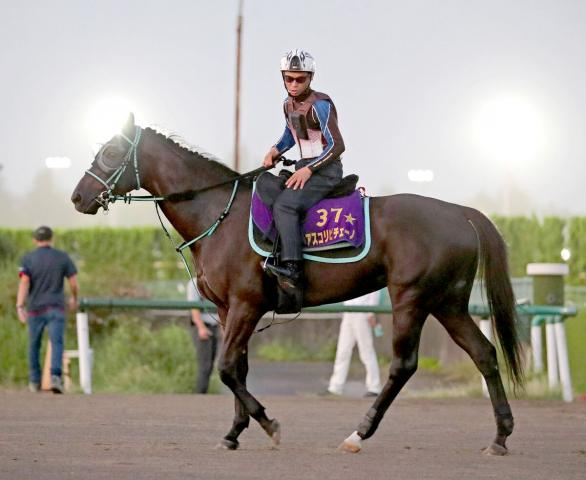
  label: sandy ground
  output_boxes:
[1,391,585,480]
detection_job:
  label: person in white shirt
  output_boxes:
[328,291,382,397]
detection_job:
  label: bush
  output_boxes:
[566,309,586,394]
[0,313,29,385]
[0,311,81,386]
[91,317,219,393]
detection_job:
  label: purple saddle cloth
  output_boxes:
[251,189,365,249]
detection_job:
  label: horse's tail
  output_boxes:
[468,210,524,389]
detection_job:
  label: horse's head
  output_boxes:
[71,113,142,214]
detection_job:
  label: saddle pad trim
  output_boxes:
[248,188,372,264]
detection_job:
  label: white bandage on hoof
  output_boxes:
[338,431,363,453]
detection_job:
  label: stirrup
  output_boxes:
[262,256,279,277]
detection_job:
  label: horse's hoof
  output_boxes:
[338,431,362,454]
[483,443,508,456]
[268,419,281,445]
[216,438,239,450]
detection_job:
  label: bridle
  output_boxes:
[84,126,150,211]
[81,124,239,312]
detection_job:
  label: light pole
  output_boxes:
[234,0,244,172]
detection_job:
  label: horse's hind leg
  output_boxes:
[435,310,514,455]
[340,305,427,453]
[217,303,280,448]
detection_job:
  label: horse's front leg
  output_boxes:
[212,307,250,450]
[217,303,280,449]
[217,349,250,450]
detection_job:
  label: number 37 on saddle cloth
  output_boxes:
[250,178,366,253]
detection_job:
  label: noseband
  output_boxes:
[84,127,143,211]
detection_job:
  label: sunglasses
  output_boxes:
[284,75,310,84]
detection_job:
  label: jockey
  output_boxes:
[262,49,345,296]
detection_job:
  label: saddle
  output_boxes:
[256,170,358,206]
[326,174,360,198]
[253,171,365,252]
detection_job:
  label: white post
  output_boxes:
[531,323,543,373]
[479,319,492,397]
[554,321,573,402]
[545,321,559,389]
[76,312,92,394]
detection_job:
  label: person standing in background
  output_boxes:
[16,226,78,394]
[187,281,220,394]
[327,290,382,397]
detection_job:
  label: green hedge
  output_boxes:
[0,227,185,309]
[491,216,581,283]
[568,218,586,285]
[1,217,584,292]
[0,219,584,312]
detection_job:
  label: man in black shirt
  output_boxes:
[16,226,79,393]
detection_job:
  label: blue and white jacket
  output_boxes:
[274,90,345,172]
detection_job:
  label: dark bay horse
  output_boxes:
[71,115,523,455]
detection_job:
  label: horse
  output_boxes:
[71,114,523,455]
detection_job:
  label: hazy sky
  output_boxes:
[1,0,585,227]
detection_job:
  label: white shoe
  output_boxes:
[28,382,41,393]
[51,375,64,394]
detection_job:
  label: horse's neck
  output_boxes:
[140,135,244,240]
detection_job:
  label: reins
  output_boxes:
[85,126,283,208]
[112,163,277,205]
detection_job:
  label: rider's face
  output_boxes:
[283,71,311,97]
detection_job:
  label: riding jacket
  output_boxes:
[274,90,345,172]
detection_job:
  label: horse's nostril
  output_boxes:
[71,192,81,204]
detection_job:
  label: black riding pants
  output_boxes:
[273,158,343,261]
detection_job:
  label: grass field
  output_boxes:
[0,313,220,394]
[565,309,586,395]
[1,309,584,396]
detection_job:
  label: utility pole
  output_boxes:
[234,0,243,172]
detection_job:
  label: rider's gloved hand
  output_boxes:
[262,147,279,168]
[285,166,312,190]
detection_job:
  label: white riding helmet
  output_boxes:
[280,49,316,73]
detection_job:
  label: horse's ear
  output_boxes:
[122,112,135,136]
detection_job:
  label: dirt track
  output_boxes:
[1,392,585,480]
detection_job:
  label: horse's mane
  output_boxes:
[143,127,252,202]
[144,126,239,180]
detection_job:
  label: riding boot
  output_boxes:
[265,260,303,288]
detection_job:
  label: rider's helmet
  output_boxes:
[280,49,316,74]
